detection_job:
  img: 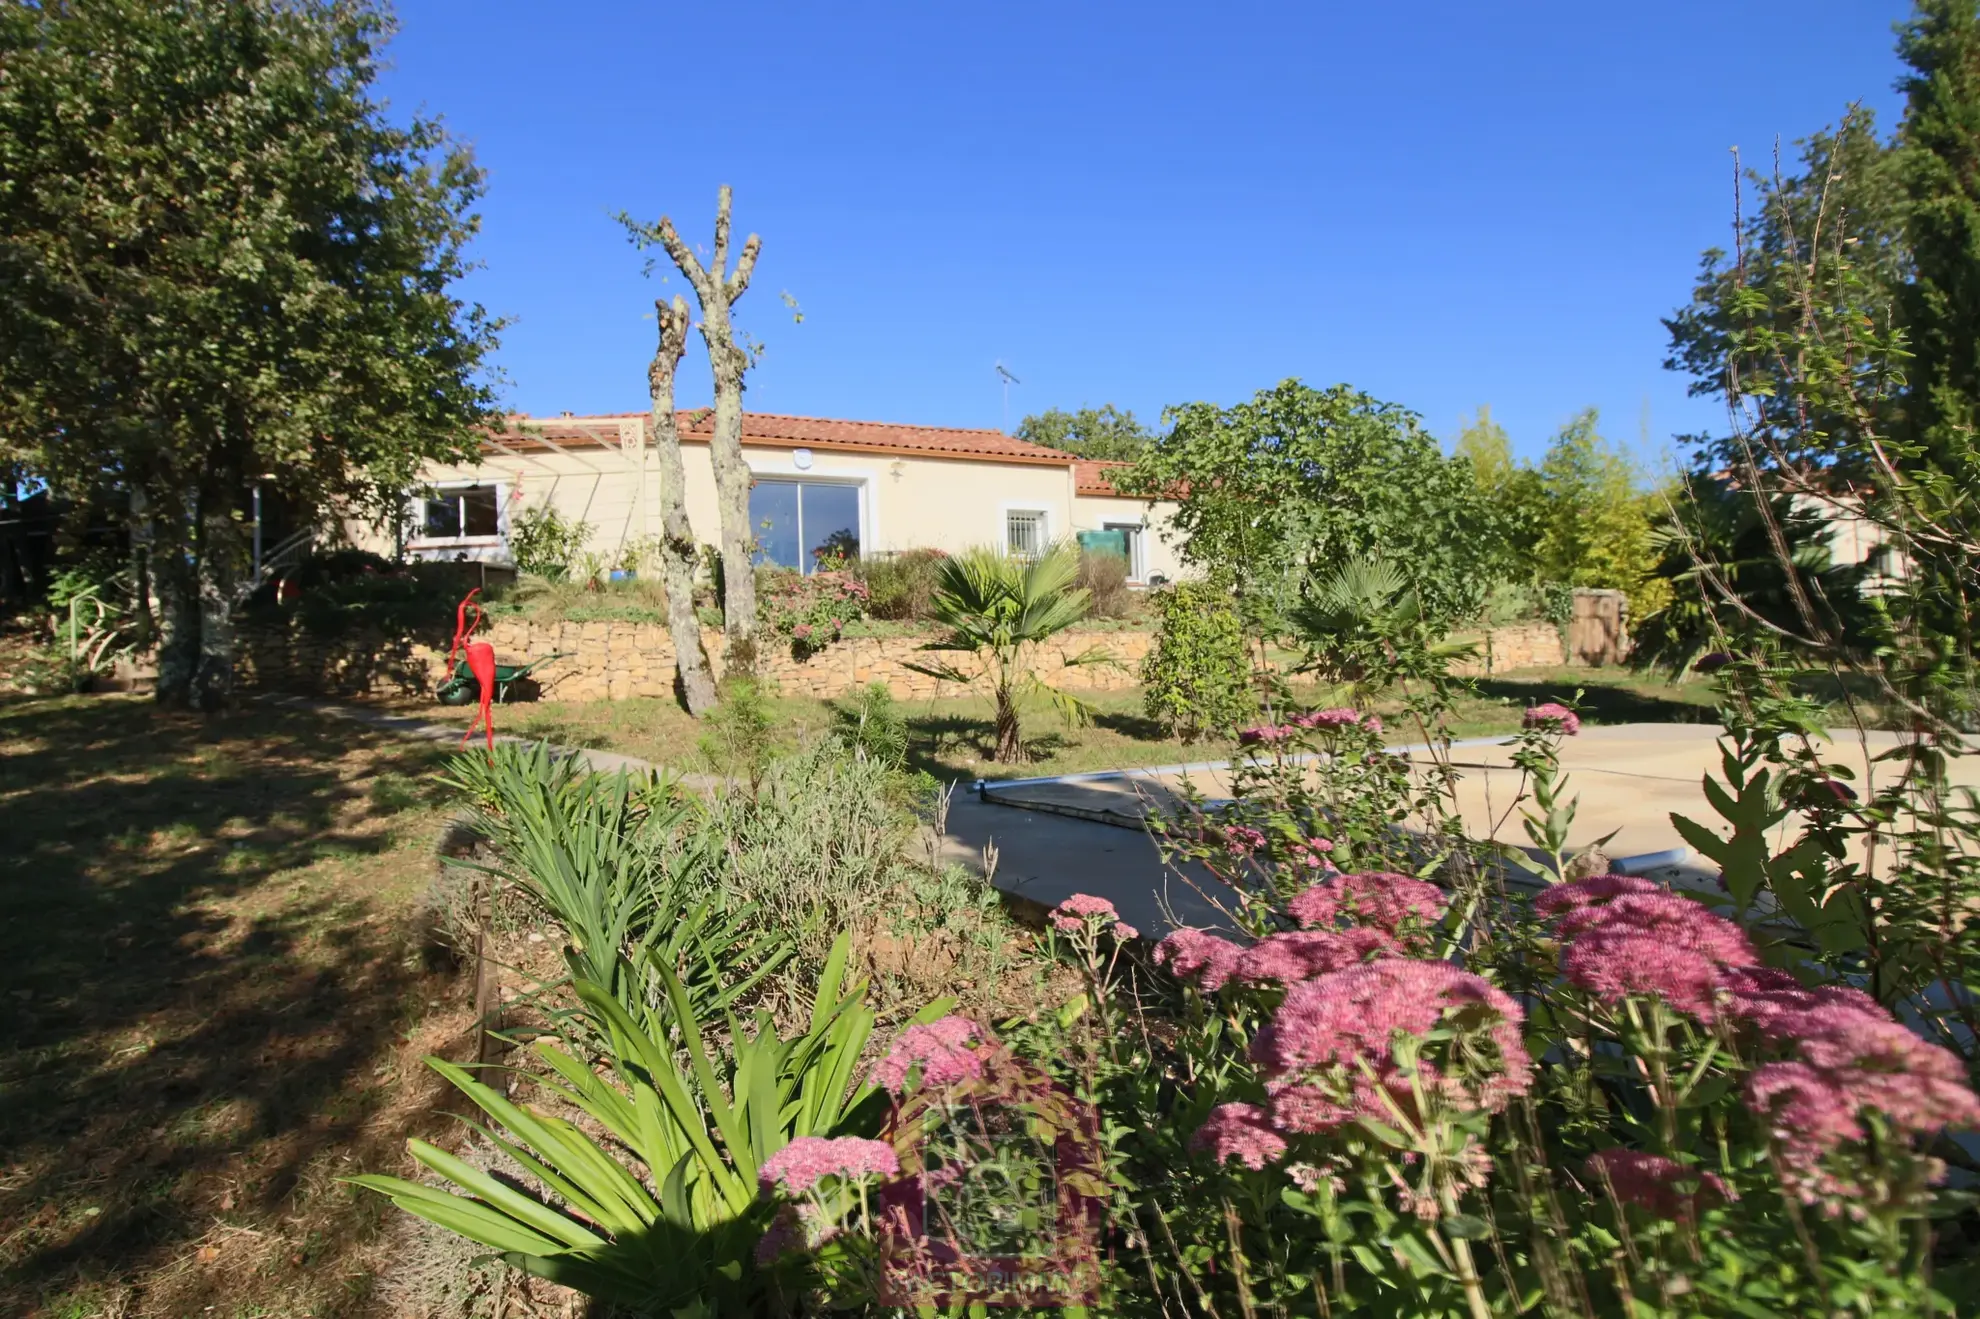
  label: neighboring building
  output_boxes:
[371,411,1186,583]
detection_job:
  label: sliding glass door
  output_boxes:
[748,479,861,574]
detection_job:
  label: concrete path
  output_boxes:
[958,724,1980,936]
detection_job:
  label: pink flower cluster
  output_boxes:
[1050,893,1138,941]
[1292,707,1382,734]
[1219,824,1267,858]
[759,1136,900,1194]
[870,1016,985,1093]
[1539,877,1755,1020]
[1154,928,1245,991]
[1189,1103,1287,1170]
[1287,872,1449,939]
[1252,960,1532,1130]
[1523,702,1581,735]
[1237,724,1295,747]
[1287,836,1337,871]
[1737,993,1980,1203]
[1234,927,1396,986]
[1585,1149,1732,1219]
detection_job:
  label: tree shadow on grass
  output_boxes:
[1093,709,1169,742]
[0,695,470,1315]
[1472,674,1717,726]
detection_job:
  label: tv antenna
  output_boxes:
[995,361,1021,432]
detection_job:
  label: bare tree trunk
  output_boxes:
[654,186,764,676]
[647,294,720,715]
[152,496,200,707]
[191,495,241,710]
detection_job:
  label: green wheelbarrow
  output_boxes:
[435,652,571,706]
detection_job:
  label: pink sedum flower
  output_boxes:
[1113,922,1140,941]
[1238,724,1293,747]
[1523,702,1581,734]
[1220,824,1268,858]
[1745,1002,1980,1203]
[870,1016,984,1093]
[1254,959,1532,1115]
[1295,707,1363,729]
[1154,928,1246,992]
[1189,1103,1288,1170]
[759,1136,900,1194]
[1235,927,1396,985]
[1287,872,1448,938]
[1532,873,1663,917]
[1051,892,1120,932]
[1585,1150,1732,1219]
[1551,893,1756,1020]
[1721,966,1883,1038]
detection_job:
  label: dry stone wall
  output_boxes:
[237,616,1153,704]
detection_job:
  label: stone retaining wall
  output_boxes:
[237,616,1582,704]
[237,617,1153,703]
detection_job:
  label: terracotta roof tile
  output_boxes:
[1074,460,1134,496]
[489,410,1076,467]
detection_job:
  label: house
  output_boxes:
[378,410,1187,583]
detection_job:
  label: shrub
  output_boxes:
[857,548,949,621]
[1076,547,1133,618]
[698,676,784,793]
[834,681,909,769]
[507,501,592,580]
[1141,579,1255,742]
[757,567,869,659]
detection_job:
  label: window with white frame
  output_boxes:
[1006,509,1047,559]
[417,484,502,542]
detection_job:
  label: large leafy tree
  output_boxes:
[1015,404,1154,461]
[1454,406,1548,583]
[1533,410,1665,609]
[0,0,503,707]
[1662,109,1907,475]
[1898,0,1980,489]
[1118,380,1497,629]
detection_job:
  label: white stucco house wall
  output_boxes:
[364,410,1187,584]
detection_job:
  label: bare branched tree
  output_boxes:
[645,294,719,714]
[645,186,765,676]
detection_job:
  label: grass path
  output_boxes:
[478,666,1720,781]
[0,694,473,1318]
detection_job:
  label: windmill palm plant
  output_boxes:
[908,542,1106,763]
[1288,554,1477,703]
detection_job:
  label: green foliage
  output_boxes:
[442,741,794,1034]
[855,547,949,621]
[757,567,870,659]
[1533,409,1663,608]
[506,502,592,580]
[834,681,909,769]
[1663,108,1905,475]
[1631,477,1871,677]
[705,738,924,964]
[1896,0,1980,485]
[1118,379,1497,630]
[1140,580,1257,743]
[1288,555,1480,702]
[1456,406,1551,585]
[1014,403,1155,461]
[698,677,784,792]
[350,936,902,1314]
[908,542,1103,763]
[0,0,505,701]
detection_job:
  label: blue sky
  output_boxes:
[381,0,1909,463]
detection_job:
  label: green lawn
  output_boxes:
[0,693,473,1318]
[492,665,1721,782]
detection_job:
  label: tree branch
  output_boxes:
[727,233,762,301]
[655,216,712,297]
[711,184,732,286]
